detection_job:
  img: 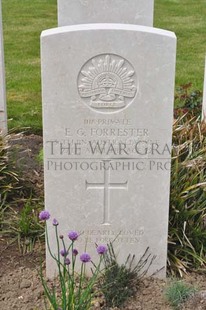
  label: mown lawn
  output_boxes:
[2,0,206,132]
[2,0,57,133]
[155,0,206,90]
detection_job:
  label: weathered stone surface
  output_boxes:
[58,0,154,27]
[41,24,176,278]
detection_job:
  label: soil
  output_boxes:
[1,133,206,310]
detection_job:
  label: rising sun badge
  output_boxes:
[78,54,137,113]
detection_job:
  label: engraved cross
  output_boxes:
[86,163,128,225]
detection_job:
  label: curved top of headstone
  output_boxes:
[58,0,154,27]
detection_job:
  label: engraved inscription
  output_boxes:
[78,54,137,113]
[77,228,144,244]
[86,160,128,225]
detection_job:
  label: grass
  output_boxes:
[154,0,206,90]
[1,199,44,254]
[2,0,57,133]
[164,280,197,309]
[101,243,156,308]
[2,0,206,132]
[168,115,206,276]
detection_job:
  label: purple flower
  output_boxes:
[68,231,79,241]
[64,258,71,265]
[72,249,78,256]
[80,253,91,263]
[60,249,68,257]
[39,210,50,221]
[52,218,59,226]
[96,245,107,255]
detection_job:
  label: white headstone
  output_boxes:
[41,24,176,279]
[58,0,154,27]
[202,56,206,122]
[0,0,7,135]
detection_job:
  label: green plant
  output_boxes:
[39,211,107,310]
[101,243,156,308]
[1,198,44,253]
[168,115,206,276]
[0,133,45,251]
[174,83,202,118]
[0,134,19,202]
[18,199,45,250]
[165,280,197,309]
[36,147,43,163]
